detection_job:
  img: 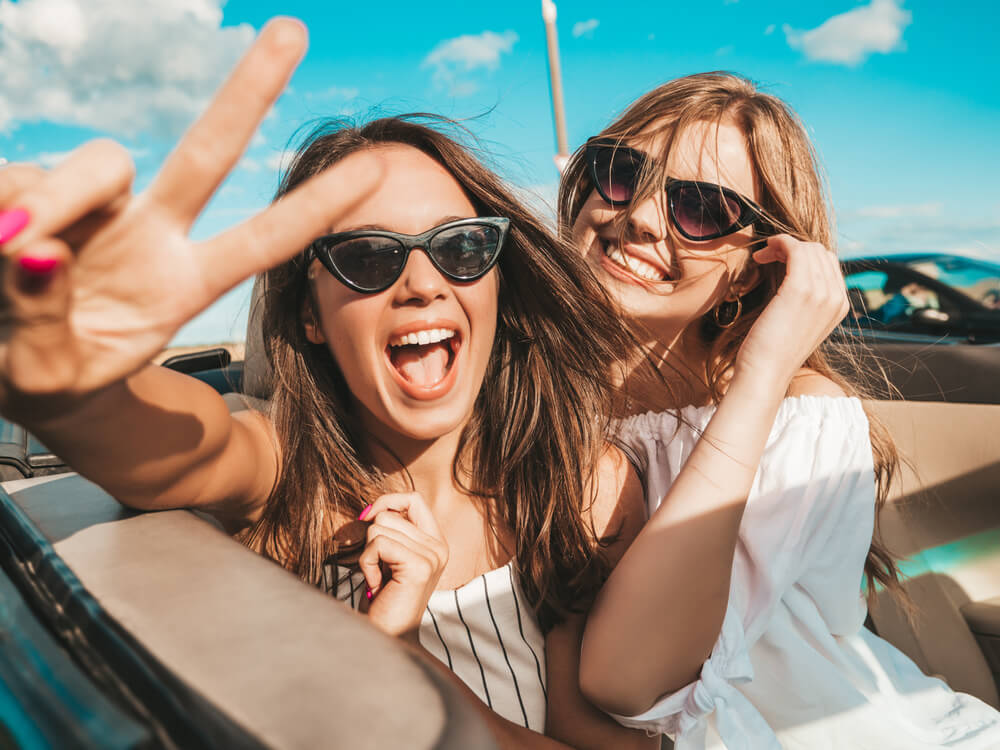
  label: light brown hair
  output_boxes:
[240,116,633,630]
[558,72,904,599]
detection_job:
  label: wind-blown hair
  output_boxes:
[558,72,904,600]
[240,115,632,630]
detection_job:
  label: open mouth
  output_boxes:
[385,327,461,398]
[600,238,672,283]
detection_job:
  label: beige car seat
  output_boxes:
[223,276,272,413]
[867,400,1000,707]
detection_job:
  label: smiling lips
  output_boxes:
[386,325,461,400]
[600,237,671,283]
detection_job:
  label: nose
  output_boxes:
[622,192,669,244]
[392,247,448,305]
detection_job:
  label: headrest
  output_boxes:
[241,275,273,400]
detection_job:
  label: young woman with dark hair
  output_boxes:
[0,21,652,749]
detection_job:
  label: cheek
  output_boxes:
[312,284,381,377]
[571,191,614,245]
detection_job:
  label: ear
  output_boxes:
[731,254,763,299]
[302,298,326,344]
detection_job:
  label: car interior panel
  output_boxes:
[867,400,1000,708]
[0,474,497,749]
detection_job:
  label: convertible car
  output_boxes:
[2,279,1000,748]
[838,253,1000,403]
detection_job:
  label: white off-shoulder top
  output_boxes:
[612,396,1000,749]
[324,562,547,731]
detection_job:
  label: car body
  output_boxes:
[837,254,1000,404]
[841,253,1000,343]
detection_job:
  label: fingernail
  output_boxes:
[18,256,59,275]
[365,587,374,601]
[17,256,59,294]
[358,504,372,521]
[0,208,30,244]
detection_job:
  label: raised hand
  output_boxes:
[357,493,449,641]
[0,19,381,424]
[734,235,849,386]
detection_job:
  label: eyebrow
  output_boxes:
[335,216,470,234]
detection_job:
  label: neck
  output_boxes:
[360,414,475,517]
[616,321,718,415]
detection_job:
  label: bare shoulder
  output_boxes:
[588,446,647,565]
[786,368,849,399]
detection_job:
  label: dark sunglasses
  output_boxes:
[307,217,509,294]
[585,138,764,242]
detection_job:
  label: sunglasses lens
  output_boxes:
[324,236,406,291]
[672,184,742,240]
[592,145,642,204]
[429,224,501,279]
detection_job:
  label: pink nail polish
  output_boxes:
[0,208,30,244]
[358,504,373,521]
[18,256,59,275]
[365,587,374,601]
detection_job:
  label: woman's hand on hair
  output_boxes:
[357,492,449,642]
[733,234,848,388]
[0,19,382,426]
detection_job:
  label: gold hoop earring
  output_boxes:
[713,296,742,329]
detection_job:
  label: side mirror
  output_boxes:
[911,308,959,327]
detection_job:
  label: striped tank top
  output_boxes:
[323,562,547,731]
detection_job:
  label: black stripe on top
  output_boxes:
[425,606,453,671]
[508,565,546,700]
[454,589,492,709]
[483,574,529,728]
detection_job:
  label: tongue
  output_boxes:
[392,342,451,388]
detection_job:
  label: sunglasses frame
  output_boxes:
[307,216,510,294]
[584,137,765,242]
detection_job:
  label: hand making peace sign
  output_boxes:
[0,19,382,424]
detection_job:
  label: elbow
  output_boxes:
[579,643,655,718]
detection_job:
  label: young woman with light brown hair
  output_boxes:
[565,72,1000,748]
[0,20,654,749]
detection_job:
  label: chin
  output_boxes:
[385,405,470,442]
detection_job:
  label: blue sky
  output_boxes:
[1,0,997,345]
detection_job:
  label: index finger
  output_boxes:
[147,18,307,224]
[362,492,444,540]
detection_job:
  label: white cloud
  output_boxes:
[572,19,599,38]
[715,45,734,56]
[238,156,261,173]
[0,0,255,137]
[265,150,295,173]
[34,150,75,168]
[783,0,912,66]
[422,30,518,96]
[34,146,148,168]
[839,213,1000,259]
[857,202,942,219]
[764,24,776,35]
[306,86,360,101]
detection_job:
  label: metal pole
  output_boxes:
[542,0,569,170]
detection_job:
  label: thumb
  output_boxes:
[3,238,78,399]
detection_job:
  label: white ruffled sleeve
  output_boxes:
[611,396,877,747]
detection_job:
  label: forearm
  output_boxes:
[411,642,573,749]
[23,365,269,519]
[582,372,787,715]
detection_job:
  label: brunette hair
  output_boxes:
[240,115,631,630]
[558,72,904,600]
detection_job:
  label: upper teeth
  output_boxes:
[604,243,667,282]
[389,328,457,347]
